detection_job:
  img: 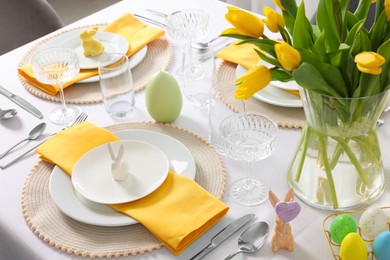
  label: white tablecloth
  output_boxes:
[0,0,389,259]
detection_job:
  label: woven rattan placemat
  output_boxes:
[21,122,226,258]
[216,61,306,128]
[18,25,172,104]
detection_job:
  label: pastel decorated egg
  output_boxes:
[359,207,388,240]
[329,214,357,244]
[145,70,183,123]
[372,231,390,260]
[340,232,367,260]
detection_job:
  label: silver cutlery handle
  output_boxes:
[190,244,214,260]
[0,138,50,170]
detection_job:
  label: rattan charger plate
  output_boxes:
[21,122,226,258]
[216,61,306,128]
[18,24,172,104]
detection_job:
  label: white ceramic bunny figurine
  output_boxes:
[107,143,128,181]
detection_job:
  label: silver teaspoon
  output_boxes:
[0,122,46,159]
[224,221,269,260]
[0,108,17,120]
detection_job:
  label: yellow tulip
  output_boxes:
[354,51,385,75]
[275,42,301,71]
[235,65,271,100]
[262,6,285,33]
[273,0,285,11]
[386,0,390,21]
[224,6,264,38]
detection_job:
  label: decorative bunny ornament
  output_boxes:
[269,188,301,252]
[80,26,104,57]
[107,143,128,181]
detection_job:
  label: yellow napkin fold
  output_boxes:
[18,13,165,95]
[36,121,229,255]
[216,41,260,70]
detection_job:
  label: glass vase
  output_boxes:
[288,88,390,210]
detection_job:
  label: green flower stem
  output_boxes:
[294,125,311,182]
[332,136,371,185]
[317,133,339,209]
[352,136,382,167]
[329,141,347,170]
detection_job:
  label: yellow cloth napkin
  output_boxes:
[216,41,260,70]
[36,121,229,255]
[18,13,165,95]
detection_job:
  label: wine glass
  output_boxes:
[165,9,210,77]
[220,112,277,205]
[32,47,81,125]
[209,83,278,205]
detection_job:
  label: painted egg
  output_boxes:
[340,232,367,260]
[329,214,357,244]
[359,207,388,240]
[145,70,183,123]
[372,231,390,260]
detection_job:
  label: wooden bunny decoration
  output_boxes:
[107,143,128,181]
[80,26,104,57]
[269,188,301,252]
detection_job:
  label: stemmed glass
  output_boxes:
[32,47,82,125]
[209,83,278,206]
[220,112,277,206]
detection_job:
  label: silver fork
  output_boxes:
[0,112,88,170]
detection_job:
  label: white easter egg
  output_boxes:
[359,207,388,240]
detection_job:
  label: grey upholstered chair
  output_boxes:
[0,0,63,55]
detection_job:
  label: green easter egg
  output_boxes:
[145,70,183,123]
[329,214,357,244]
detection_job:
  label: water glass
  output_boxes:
[182,41,215,108]
[98,53,135,120]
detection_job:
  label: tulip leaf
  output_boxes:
[345,20,365,47]
[370,11,389,51]
[292,2,313,49]
[353,0,372,21]
[293,62,342,97]
[317,0,341,52]
[271,70,292,82]
[278,25,292,45]
[312,32,328,62]
[378,40,390,91]
[297,48,348,97]
[255,49,280,67]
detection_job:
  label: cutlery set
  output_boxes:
[190,213,270,259]
[0,112,88,170]
[0,85,43,119]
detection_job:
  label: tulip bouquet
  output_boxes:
[220,0,390,209]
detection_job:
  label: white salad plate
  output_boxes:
[72,140,169,204]
[44,30,129,69]
[235,64,303,108]
[49,129,196,227]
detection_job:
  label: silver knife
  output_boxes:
[0,85,43,119]
[190,213,255,260]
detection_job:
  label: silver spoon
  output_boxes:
[0,122,46,159]
[0,108,17,120]
[224,221,269,260]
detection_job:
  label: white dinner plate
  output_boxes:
[43,30,129,69]
[235,64,303,108]
[49,129,196,227]
[77,46,148,83]
[72,140,169,204]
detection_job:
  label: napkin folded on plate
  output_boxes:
[216,41,300,96]
[36,121,229,255]
[18,13,165,95]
